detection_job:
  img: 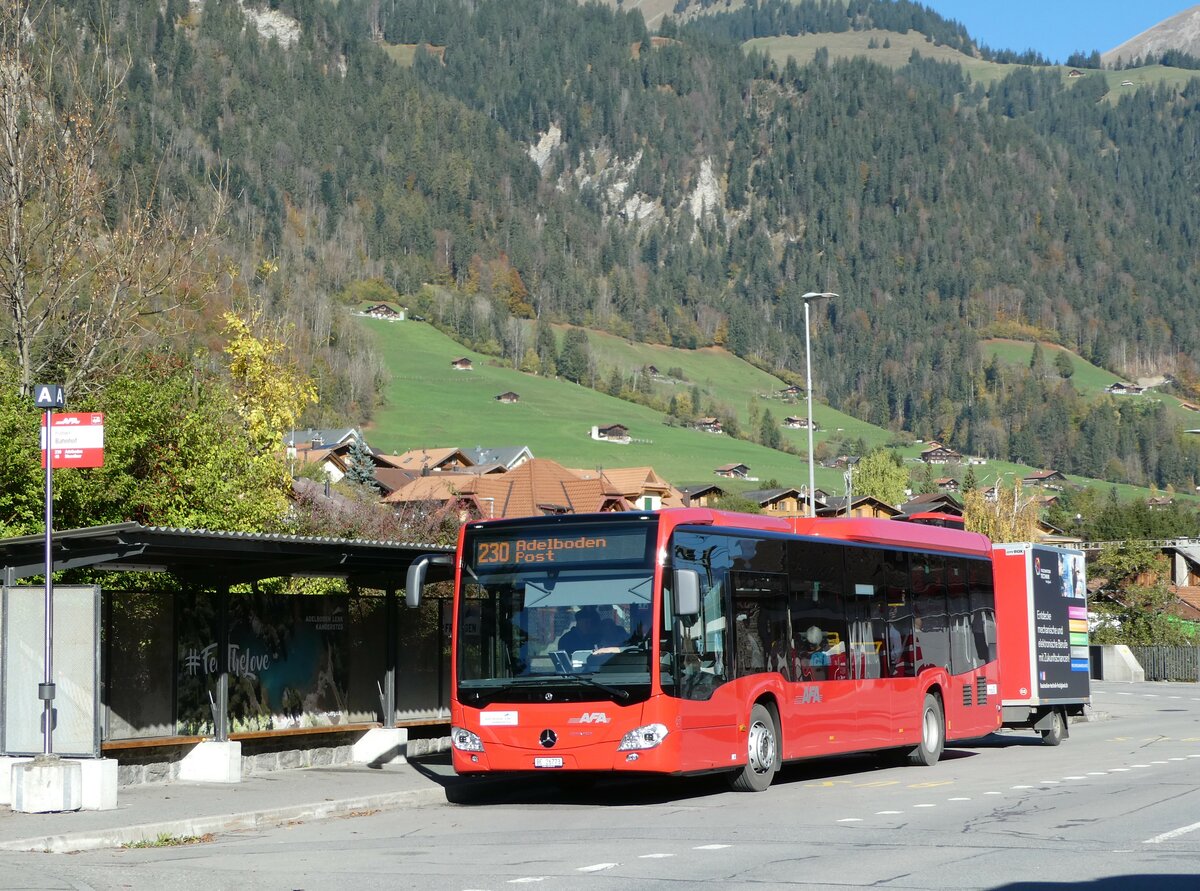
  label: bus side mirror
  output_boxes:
[673,568,701,618]
[406,554,453,608]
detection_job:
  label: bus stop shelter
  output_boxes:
[0,523,454,767]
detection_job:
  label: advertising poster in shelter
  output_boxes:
[177,592,350,733]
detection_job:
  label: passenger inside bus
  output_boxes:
[557,605,624,656]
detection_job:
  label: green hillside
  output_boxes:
[362,318,848,490]
[361,317,1185,505]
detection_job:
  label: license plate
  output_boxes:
[534,757,564,769]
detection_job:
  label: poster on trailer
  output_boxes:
[1030,547,1090,699]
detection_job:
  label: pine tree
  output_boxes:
[344,436,379,491]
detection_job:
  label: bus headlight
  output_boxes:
[451,726,484,752]
[617,723,669,751]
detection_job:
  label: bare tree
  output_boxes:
[0,1,224,396]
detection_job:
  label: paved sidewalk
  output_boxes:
[0,756,462,854]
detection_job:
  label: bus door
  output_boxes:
[844,547,891,743]
[669,531,739,771]
[787,541,854,758]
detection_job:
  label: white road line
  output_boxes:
[948,797,971,801]
[1144,821,1200,845]
[1130,764,1151,768]
[507,878,548,884]
[638,854,675,859]
[1151,761,1168,765]
[1169,758,1185,761]
[1086,771,1107,775]
[913,804,936,808]
[1039,780,1061,784]
[694,844,731,850]
[577,863,618,873]
[984,791,1002,796]
[1110,768,1130,772]
[1063,776,1088,780]
[876,810,903,815]
[1012,785,1033,789]
[837,818,863,823]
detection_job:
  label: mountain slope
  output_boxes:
[1102,4,1200,66]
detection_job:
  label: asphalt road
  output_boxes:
[5,680,1200,891]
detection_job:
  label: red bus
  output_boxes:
[407,508,1001,792]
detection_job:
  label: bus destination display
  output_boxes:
[471,526,650,567]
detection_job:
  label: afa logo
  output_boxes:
[567,712,611,724]
[794,686,822,705]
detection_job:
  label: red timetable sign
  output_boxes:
[40,412,105,468]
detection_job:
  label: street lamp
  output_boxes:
[803,291,838,517]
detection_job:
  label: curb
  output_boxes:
[0,785,447,854]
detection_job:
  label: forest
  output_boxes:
[12,0,1200,494]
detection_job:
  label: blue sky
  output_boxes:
[921,2,1197,63]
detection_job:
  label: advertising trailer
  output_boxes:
[993,543,1090,745]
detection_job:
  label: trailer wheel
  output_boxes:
[908,693,945,766]
[730,703,779,792]
[1040,709,1065,746]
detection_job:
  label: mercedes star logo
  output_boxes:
[539,729,557,748]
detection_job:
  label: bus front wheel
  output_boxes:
[908,693,945,766]
[731,703,779,792]
[1040,708,1065,746]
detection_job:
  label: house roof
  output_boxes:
[899,493,964,515]
[1024,470,1065,481]
[284,427,362,449]
[389,448,475,473]
[818,495,901,517]
[384,458,629,519]
[715,463,749,472]
[742,487,803,504]
[460,446,533,470]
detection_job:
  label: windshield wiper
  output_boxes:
[550,671,630,702]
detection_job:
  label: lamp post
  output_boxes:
[802,292,838,517]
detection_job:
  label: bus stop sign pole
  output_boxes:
[34,383,65,756]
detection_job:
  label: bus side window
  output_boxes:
[787,541,850,682]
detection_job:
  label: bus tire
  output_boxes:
[731,703,779,792]
[1040,709,1065,746]
[908,692,945,766]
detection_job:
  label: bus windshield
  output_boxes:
[457,519,657,704]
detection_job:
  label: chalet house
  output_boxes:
[450,357,474,371]
[1148,496,1175,510]
[778,385,803,398]
[935,478,960,493]
[818,495,901,520]
[575,466,682,511]
[1023,470,1067,490]
[494,392,520,404]
[1105,382,1145,396]
[1067,69,1084,78]
[919,442,963,465]
[646,365,661,377]
[784,416,818,430]
[679,483,725,507]
[591,424,631,444]
[692,417,723,434]
[899,492,964,518]
[714,463,752,480]
[364,303,405,320]
[743,488,809,517]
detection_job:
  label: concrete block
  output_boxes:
[75,758,118,810]
[11,756,82,813]
[0,757,32,807]
[178,741,242,784]
[1097,645,1145,683]
[351,728,408,767]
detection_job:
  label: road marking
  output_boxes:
[1087,771,1107,776]
[1130,764,1151,768]
[1150,761,1168,765]
[948,797,971,801]
[837,818,863,823]
[1110,768,1130,772]
[984,791,1002,796]
[876,810,903,815]
[577,863,618,873]
[1012,785,1034,789]
[507,878,548,884]
[854,780,900,788]
[1170,757,1185,762]
[639,854,675,859]
[908,781,953,789]
[1145,821,1200,845]
[1063,776,1088,780]
[913,804,936,808]
[1039,780,1060,784]
[694,844,731,850]
[807,780,853,788]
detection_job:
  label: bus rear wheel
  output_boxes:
[908,693,945,766]
[731,703,779,792]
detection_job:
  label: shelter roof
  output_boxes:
[0,523,452,589]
